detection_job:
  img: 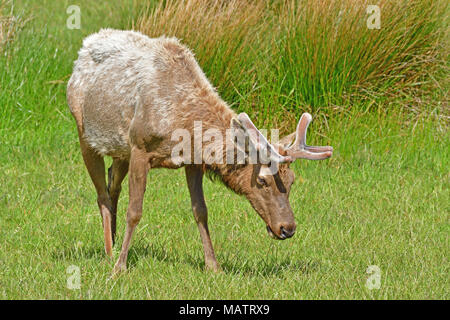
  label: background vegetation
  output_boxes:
[0,0,448,299]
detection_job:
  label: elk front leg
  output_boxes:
[113,147,150,274]
[107,158,129,244]
[185,165,220,272]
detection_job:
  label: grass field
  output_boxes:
[0,0,448,299]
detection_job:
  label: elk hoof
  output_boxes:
[205,261,222,273]
[112,262,127,277]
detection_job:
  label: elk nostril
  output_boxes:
[280,226,295,239]
[280,227,286,239]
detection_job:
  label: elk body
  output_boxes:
[67,29,332,273]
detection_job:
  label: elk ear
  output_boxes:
[230,117,244,131]
[230,117,251,159]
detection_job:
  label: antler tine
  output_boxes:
[237,113,292,163]
[286,112,333,160]
[290,112,312,149]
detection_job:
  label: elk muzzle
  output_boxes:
[266,220,297,240]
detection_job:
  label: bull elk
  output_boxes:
[67,29,332,273]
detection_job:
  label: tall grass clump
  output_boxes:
[136,0,448,127]
[271,0,449,111]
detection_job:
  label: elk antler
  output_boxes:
[285,113,333,160]
[235,112,332,164]
[237,113,293,163]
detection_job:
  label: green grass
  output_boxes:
[0,0,448,299]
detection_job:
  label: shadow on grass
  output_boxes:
[126,242,320,277]
[52,241,320,277]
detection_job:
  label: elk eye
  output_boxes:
[257,176,268,187]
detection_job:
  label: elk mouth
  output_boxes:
[266,225,285,240]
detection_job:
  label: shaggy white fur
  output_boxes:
[67,29,220,158]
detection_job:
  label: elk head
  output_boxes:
[228,112,333,240]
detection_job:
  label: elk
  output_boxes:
[67,29,332,273]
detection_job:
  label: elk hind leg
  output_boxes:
[107,158,129,245]
[80,140,114,257]
[113,147,150,274]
